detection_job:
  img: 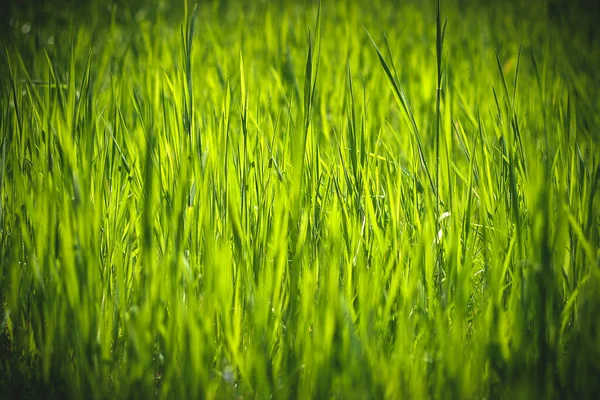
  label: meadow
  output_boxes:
[1,0,599,398]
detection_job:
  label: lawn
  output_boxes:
[1,0,599,398]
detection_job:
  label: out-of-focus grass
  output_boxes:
[1,0,599,398]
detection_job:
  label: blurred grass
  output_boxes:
[1,0,599,398]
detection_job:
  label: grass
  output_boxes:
[1,0,599,398]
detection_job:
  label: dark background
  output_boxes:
[1,0,599,39]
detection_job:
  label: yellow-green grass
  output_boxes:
[1,0,599,398]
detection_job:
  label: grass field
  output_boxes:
[1,0,599,398]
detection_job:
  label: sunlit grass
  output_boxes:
[1,0,599,398]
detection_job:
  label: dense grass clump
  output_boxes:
[1,0,599,398]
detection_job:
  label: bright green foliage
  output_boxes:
[1,0,599,398]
